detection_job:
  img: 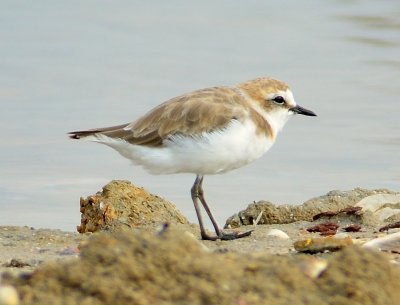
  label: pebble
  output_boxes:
[355,194,400,221]
[363,232,400,253]
[294,236,353,253]
[0,285,19,305]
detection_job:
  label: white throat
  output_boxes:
[262,109,292,137]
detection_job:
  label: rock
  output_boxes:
[2,259,30,268]
[294,236,353,253]
[225,188,396,228]
[312,206,363,221]
[77,180,189,233]
[342,224,362,232]
[355,194,400,221]
[363,232,400,253]
[379,221,400,232]
[306,222,339,236]
[225,201,305,228]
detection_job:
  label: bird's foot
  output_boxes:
[219,229,253,240]
[201,229,253,241]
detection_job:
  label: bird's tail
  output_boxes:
[68,123,130,140]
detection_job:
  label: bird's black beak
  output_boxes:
[290,105,317,116]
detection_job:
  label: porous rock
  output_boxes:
[225,188,397,228]
[77,180,189,233]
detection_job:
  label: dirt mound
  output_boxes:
[5,228,400,305]
[78,180,189,233]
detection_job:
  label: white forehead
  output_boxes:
[266,89,296,107]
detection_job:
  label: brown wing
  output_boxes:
[125,86,251,146]
[68,86,252,147]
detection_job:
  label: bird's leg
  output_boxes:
[191,175,218,241]
[196,176,222,237]
[196,176,253,241]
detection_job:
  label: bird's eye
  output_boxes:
[272,96,285,104]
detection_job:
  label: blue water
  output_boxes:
[1,0,399,231]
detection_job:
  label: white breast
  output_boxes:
[89,118,274,175]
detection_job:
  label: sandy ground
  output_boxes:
[1,182,400,305]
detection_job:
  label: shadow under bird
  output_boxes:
[69,77,316,240]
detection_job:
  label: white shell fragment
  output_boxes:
[253,211,263,226]
[363,232,400,253]
[298,258,328,279]
[266,229,290,239]
[355,194,400,221]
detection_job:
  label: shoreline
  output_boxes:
[1,183,400,304]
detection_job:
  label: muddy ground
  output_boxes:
[1,181,400,305]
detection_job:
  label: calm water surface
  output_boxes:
[1,1,399,230]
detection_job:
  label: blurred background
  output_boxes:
[1,0,399,231]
